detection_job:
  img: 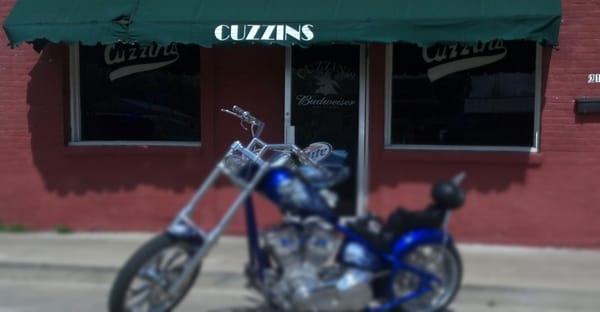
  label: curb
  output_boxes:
[0,261,245,287]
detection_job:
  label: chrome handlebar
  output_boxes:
[231,105,248,116]
[221,105,265,138]
[221,105,340,184]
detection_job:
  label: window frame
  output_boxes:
[384,43,542,153]
[68,44,201,147]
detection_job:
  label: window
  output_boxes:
[70,43,201,146]
[385,40,540,152]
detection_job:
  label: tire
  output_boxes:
[109,233,202,312]
[392,242,463,312]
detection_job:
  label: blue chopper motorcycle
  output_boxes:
[109,105,466,312]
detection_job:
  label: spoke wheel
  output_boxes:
[393,243,462,312]
[109,234,202,312]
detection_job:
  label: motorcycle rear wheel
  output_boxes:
[392,242,462,312]
[108,233,201,312]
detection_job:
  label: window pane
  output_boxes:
[79,43,200,142]
[390,40,536,147]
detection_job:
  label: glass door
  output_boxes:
[285,45,364,215]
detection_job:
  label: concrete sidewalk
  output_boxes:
[0,233,599,293]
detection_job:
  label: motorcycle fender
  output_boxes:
[391,229,453,259]
[166,220,205,246]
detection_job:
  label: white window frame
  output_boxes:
[384,43,542,153]
[68,44,201,147]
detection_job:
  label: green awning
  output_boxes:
[4,0,562,47]
[3,0,138,45]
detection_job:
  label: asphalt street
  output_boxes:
[0,277,598,312]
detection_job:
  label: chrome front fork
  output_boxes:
[166,152,271,296]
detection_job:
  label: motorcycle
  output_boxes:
[109,105,466,312]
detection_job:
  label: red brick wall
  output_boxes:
[1,0,599,247]
[0,0,285,232]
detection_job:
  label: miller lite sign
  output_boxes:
[303,142,332,162]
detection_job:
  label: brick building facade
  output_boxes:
[1,0,598,247]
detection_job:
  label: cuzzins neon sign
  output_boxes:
[215,24,314,42]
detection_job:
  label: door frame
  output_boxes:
[284,45,369,216]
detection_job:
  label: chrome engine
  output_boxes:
[261,219,373,311]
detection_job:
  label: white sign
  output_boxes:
[303,142,332,162]
[588,74,600,84]
[214,24,314,42]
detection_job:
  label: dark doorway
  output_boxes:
[290,45,361,215]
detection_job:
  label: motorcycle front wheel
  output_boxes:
[392,242,462,312]
[109,233,202,312]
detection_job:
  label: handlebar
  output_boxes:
[232,105,247,115]
[221,105,265,138]
[221,105,344,184]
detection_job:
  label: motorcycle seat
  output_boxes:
[347,207,446,252]
[383,207,446,237]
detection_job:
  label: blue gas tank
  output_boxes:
[258,167,333,218]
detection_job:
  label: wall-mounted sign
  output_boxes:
[423,39,508,82]
[575,98,600,113]
[214,24,314,42]
[588,74,600,84]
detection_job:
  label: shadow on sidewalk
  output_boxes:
[206,300,455,312]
